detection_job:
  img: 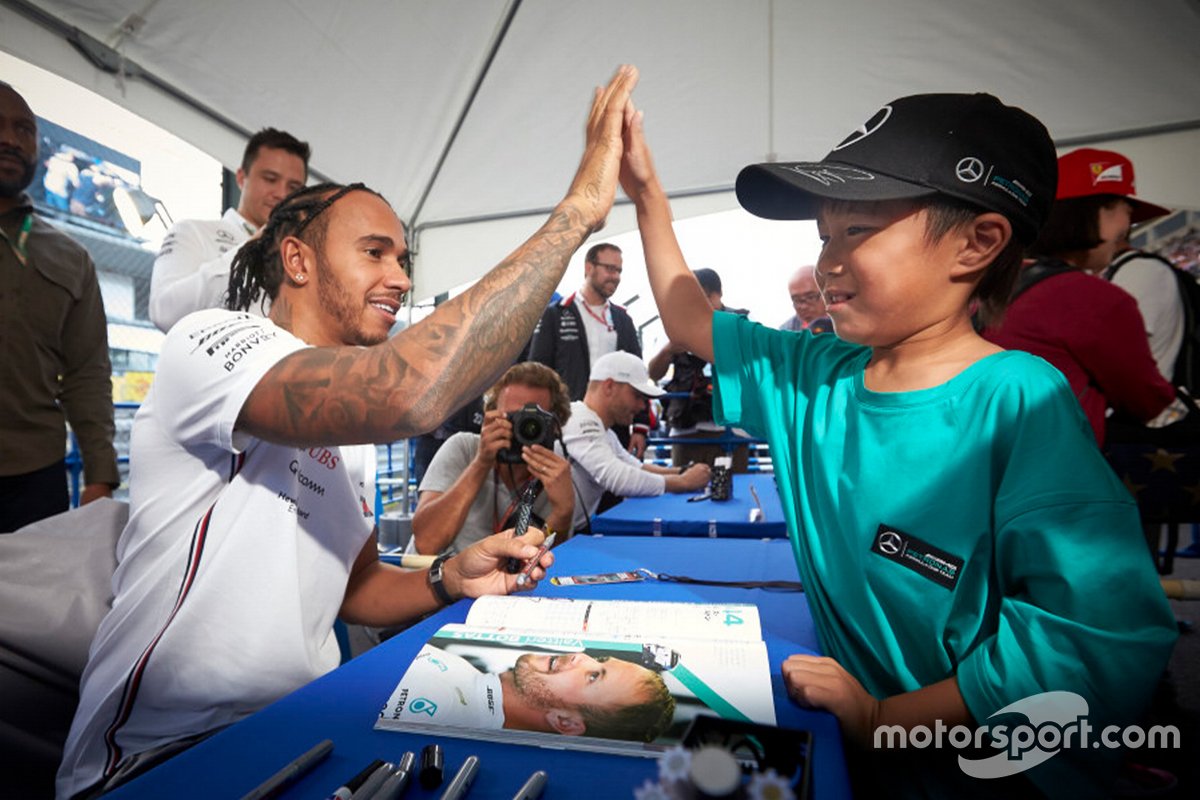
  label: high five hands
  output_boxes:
[562,65,640,234]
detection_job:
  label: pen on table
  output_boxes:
[239,738,333,800]
[439,755,479,800]
[326,758,386,800]
[511,769,547,800]
[749,483,765,521]
[349,761,395,800]
[370,751,416,800]
[516,533,555,586]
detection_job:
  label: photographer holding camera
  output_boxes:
[411,362,576,555]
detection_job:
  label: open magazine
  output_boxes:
[375,596,777,757]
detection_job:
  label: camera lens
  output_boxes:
[518,417,544,442]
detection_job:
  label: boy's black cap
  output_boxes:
[735,93,1057,244]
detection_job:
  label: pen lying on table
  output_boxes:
[240,738,333,800]
[749,483,766,522]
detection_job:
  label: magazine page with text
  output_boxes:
[375,598,776,756]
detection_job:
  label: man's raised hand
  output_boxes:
[561,65,640,234]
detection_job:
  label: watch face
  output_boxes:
[428,556,453,605]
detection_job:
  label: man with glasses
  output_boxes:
[529,243,651,457]
[780,264,832,333]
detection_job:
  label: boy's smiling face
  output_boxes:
[815,199,967,348]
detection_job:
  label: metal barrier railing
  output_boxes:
[644,429,772,472]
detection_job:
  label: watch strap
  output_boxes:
[427,554,454,606]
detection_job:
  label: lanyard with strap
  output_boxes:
[580,298,614,332]
[0,212,33,267]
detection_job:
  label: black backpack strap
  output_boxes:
[1106,248,1176,280]
[1011,257,1076,302]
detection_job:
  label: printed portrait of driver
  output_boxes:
[406,637,676,743]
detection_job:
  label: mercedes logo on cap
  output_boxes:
[877,531,903,555]
[832,105,893,152]
[956,157,985,183]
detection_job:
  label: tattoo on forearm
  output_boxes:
[404,206,589,428]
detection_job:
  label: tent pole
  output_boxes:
[1055,119,1200,148]
[407,0,524,240]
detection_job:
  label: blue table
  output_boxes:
[109,537,847,800]
[591,473,789,538]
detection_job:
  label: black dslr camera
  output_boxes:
[497,403,559,463]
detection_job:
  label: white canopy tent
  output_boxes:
[3,0,1199,302]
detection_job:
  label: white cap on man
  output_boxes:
[590,351,666,397]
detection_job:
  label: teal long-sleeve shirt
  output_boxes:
[711,311,1177,798]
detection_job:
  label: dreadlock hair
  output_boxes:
[226,182,380,313]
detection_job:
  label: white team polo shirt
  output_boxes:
[59,309,376,798]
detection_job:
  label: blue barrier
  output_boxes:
[65,399,139,507]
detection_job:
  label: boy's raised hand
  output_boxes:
[561,65,640,233]
[617,87,716,363]
[619,102,661,202]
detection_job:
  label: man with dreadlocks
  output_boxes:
[58,66,641,799]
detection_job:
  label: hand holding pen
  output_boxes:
[516,533,555,586]
[504,479,542,574]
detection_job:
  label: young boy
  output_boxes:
[619,93,1177,797]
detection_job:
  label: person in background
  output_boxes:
[1049,149,1179,382]
[410,398,484,487]
[529,243,652,457]
[780,264,832,333]
[149,127,310,331]
[983,149,1177,445]
[648,268,751,471]
[0,81,118,532]
[562,351,710,528]
[410,362,575,556]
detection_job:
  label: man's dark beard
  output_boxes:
[0,147,36,198]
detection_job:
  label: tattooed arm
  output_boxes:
[238,66,639,447]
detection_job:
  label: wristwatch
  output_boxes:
[427,554,454,606]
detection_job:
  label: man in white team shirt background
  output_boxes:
[563,352,711,528]
[148,127,310,331]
